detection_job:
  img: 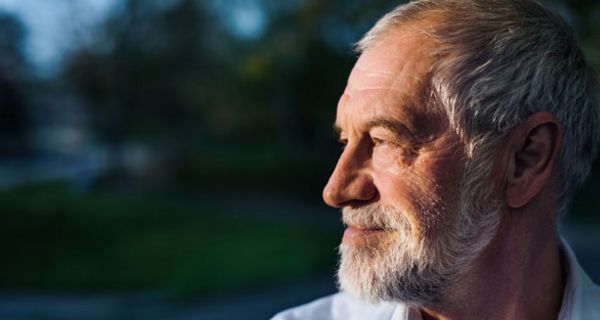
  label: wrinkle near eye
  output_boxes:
[372,143,413,173]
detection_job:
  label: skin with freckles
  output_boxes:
[323,20,566,320]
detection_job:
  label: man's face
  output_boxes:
[323,28,501,304]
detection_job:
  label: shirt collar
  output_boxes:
[558,237,600,320]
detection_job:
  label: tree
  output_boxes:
[0,12,31,157]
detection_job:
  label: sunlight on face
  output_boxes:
[331,28,502,304]
[337,191,500,304]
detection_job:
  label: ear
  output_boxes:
[505,112,563,208]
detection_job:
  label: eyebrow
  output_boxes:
[333,118,416,141]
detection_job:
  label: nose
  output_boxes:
[322,146,377,208]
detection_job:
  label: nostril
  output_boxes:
[323,176,378,208]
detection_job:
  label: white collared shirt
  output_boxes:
[272,241,600,320]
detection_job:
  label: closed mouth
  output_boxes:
[343,225,391,238]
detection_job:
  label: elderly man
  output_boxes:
[273,0,600,319]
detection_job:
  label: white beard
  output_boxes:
[337,185,501,305]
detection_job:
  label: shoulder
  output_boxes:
[271,292,402,320]
[560,239,600,319]
[571,264,600,317]
[270,293,341,320]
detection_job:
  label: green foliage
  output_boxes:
[175,145,336,197]
[1,0,599,299]
[0,184,339,297]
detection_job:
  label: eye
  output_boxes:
[371,135,413,155]
[372,137,382,145]
[371,136,390,147]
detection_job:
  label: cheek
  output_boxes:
[373,156,463,238]
[411,160,465,236]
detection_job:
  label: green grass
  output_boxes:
[0,183,339,297]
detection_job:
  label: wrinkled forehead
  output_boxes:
[341,27,445,127]
[350,26,439,90]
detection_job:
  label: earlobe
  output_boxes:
[505,112,562,209]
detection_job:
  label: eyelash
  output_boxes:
[371,137,385,146]
[337,136,409,154]
[337,137,396,148]
[372,136,401,148]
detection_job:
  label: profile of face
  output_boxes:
[323,28,502,304]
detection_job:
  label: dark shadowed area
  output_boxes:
[0,0,598,319]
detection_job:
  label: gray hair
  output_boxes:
[357,0,600,215]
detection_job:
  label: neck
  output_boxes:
[420,206,566,320]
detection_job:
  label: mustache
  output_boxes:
[342,205,411,231]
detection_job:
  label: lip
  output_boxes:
[343,226,387,238]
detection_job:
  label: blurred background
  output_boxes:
[0,0,598,319]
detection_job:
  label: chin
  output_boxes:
[337,211,501,305]
[337,235,446,305]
